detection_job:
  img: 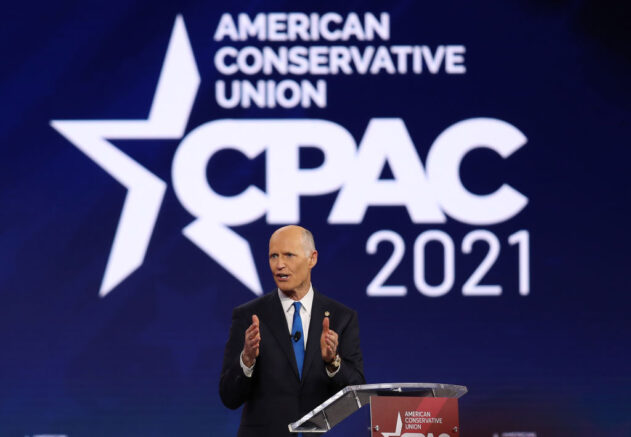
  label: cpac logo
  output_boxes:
[51,16,527,298]
[381,412,451,437]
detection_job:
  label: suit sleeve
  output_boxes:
[330,309,366,388]
[219,307,255,409]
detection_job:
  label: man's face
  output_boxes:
[269,227,317,298]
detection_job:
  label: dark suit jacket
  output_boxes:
[219,289,365,437]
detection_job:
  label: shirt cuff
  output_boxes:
[240,351,255,378]
[325,361,341,378]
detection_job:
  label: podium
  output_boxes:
[288,383,467,435]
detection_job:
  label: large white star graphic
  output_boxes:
[51,16,199,297]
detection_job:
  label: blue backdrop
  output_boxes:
[2,1,630,436]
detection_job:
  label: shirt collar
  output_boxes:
[278,285,314,316]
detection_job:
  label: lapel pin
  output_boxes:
[324,311,330,317]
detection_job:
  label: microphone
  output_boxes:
[292,331,302,342]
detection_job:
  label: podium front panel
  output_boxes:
[370,396,460,437]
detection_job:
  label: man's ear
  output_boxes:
[308,250,318,268]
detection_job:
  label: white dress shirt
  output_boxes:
[278,285,314,348]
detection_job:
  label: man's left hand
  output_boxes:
[320,316,338,363]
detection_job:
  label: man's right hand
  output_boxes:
[242,315,260,368]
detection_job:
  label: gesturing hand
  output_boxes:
[242,315,260,367]
[320,316,338,364]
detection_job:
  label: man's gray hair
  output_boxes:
[301,228,316,256]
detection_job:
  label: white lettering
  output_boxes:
[172,120,267,226]
[391,45,413,73]
[266,120,356,222]
[309,46,330,74]
[238,13,265,40]
[268,12,287,41]
[262,46,288,74]
[422,45,446,74]
[212,45,466,75]
[287,13,309,41]
[237,46,263,75]
[319,12,343,40]
[350,46,375,74]
[214,13,239,41]
[426,118,528,225]
[342,13,364,40]
[370,46,396,74]
[329,118,446,223]
[215,80,239,108]
[215,80,326,109]
[214,46,238,75]
[215,12,391,41]
[173,118,526,227]
[445,45,466,73]
[364,12,390,40]
[329,46,353,74]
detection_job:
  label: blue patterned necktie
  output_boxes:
[291,302,305,379]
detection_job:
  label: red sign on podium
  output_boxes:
[370,396,459,437]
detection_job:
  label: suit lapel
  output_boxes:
[302,290,325,384]
[261,291,300,380]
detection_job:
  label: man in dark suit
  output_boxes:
[219,225,365,436]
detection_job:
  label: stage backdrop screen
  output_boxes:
[1,1,629,436]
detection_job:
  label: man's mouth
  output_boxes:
[276,274,290,280]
